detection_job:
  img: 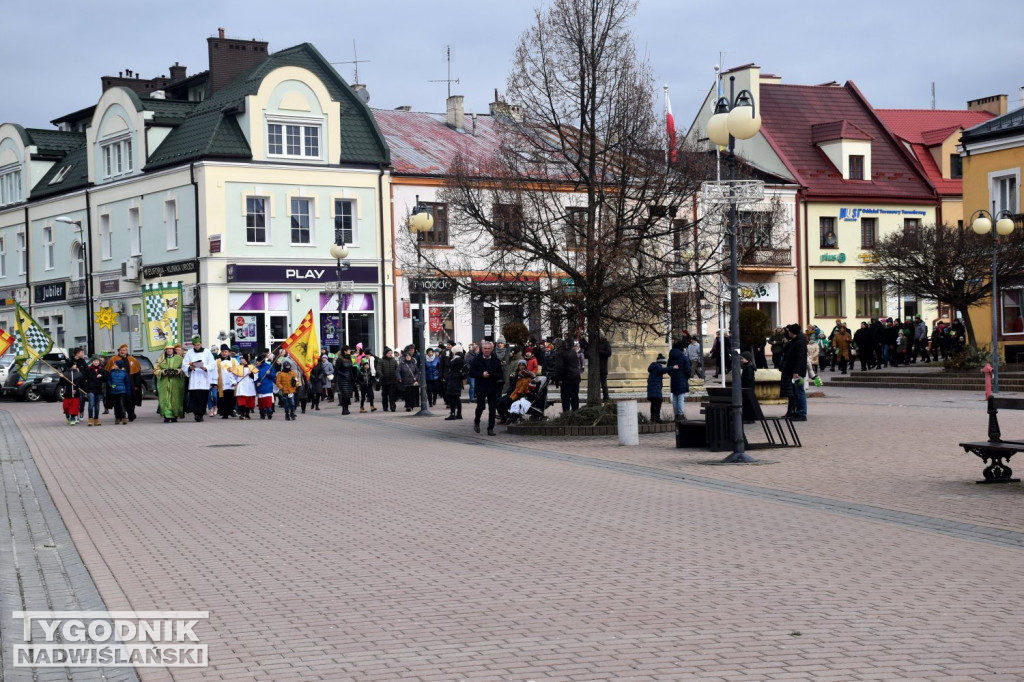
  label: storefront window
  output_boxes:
[855,280,884,317]
[1003,289,1024,335]
[814,280,843,317]
[427,292,455,347]
[319,293,376,352]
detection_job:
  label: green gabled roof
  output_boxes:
[25,129,85,158]
[30,145,88,199]
[146,42,389,170]
[140,99,198,125]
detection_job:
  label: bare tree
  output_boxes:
[408,0,785,405]
[871,222,1024,346]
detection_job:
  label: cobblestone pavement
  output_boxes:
[1,386,1022,681]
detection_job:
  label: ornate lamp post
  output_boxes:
[705,76,762,464]
[328,240,350,352]
[970,209,1016,394]
[407,196,434,416]
[55,216,94,354]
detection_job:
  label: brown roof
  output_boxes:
[373,108,502,177]
[757,81,936,202]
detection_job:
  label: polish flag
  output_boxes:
[665,85,677,164]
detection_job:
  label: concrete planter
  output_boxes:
[726,368,786,405]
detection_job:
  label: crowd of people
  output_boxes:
[49,333,617,433]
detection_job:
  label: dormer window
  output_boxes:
[101,135,133,179]
[267,118,322,160]
[0,165,23,206]
[849,155,864,181]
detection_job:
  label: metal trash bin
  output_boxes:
[704,402,733,451]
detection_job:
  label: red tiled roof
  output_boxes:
[373,108,502,176]
[758,82,936,201]
[875,109,994,197]
[810,120,873,144]
[875,109,994,144]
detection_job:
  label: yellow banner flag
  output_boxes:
[0,327,14,358]
[280,310,319,378]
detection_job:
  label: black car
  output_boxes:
[2,362,60,402]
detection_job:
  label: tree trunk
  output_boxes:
[585,312,602,406]
[959,307,977,349]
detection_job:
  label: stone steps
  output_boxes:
[825,370,1024,391]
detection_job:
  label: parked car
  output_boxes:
[0,355,15,385]
[2,363,55,402]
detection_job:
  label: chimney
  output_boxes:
[169,62,187,81]
[395,105,412,112]
[471,113,477,136]
[446,95,465,130]
[967,94,1008,116]
[207,28,270,95]
[488,90,523,122]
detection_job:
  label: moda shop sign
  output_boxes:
[226,264,379,285]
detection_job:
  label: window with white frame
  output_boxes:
[290,198,313,244]
[246,197,268,243]
[993,172,1019,215]
[72,242,85,281]
[267,119,322,159]
[0,236,6,278]
[43,225,54,270]
[333,199,356,245]
[100,214,111,260]
[164,200,178,250]
[101,137,133,179]
[0,166,22,206]
[129,208,141,256]
[16,231,26,275]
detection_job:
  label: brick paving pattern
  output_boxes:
[0,383,1022,681]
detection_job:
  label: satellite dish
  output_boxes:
[353,85,370,104]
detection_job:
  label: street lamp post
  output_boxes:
[706,76,762,464]
[970,209,1016,394]
[407,196,435,416]
[328,240,350,353]
[55,216,93,355]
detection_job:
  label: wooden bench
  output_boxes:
[958,395,1024,484]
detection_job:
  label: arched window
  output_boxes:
[71,242,85,281]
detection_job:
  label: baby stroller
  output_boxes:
[505,375,552,424]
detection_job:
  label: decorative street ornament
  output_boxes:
[95,306,119,331]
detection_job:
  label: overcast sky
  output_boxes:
[3,0,1022,131]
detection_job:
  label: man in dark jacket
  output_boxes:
[469,340,504,435]
[779,323,807,420]
[377,348,399,412]
[333,346,356,415]
[597,337,612,402]
[552,339,582,414]
[666,340,691,420]
[852,322,875,371]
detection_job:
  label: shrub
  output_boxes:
[501,321,530,347]
[546,401,650,426]
[944,344,996,371]
[739,307,772,349]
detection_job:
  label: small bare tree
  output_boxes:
[871,222,1024,346]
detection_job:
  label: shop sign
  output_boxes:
[409,278,455,293]
[820,252,847,263]
[227,264,379,285]
[739,282,779,302]
[839,208,927,222]
[100,276,120,294]
[857,252,879,264]
[402,300,410,319]
[34,281,66,303]
[3,287,29,306]
[143,259,198,279]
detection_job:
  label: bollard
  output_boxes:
[617,399,639,446]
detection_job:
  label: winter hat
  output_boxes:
[497,337,506,344]
[115,359,125,369]
[741,351,754,363]
[656,353,667,364]
[786,323,801,335]
[282,361,292,370]
[221,344,231,352]
[517,358,527,365]
[452,344,464,355]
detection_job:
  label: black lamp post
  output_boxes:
[55,216,93,355]
[328,239,350,353]
[705,76,762,464]
[408,196,434,416]
[970,208,1016,394]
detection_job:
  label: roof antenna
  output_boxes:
[429,45,460,99]
[331,40,370,85]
